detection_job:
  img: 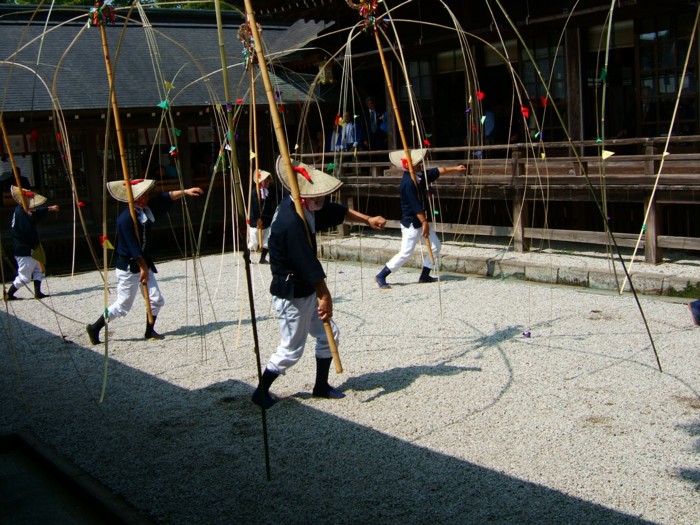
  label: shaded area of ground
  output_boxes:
[0,432,150,525]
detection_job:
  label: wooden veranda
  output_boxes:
[302,136,700,264]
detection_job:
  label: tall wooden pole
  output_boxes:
[372,28,435,265]
[243,0,343,374]
[96,14,153,324]
[249,66,263,251]
[345,1,435,265]
[0,118,28,212]
[214,0,272,481]
[1,118,46,274]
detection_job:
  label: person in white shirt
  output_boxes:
[340,111,360,151]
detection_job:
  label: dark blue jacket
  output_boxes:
[11,205,49,256]
[268,195,347,299]
[249,186,280,229]
[399,167,440,228]
[114,192,173,273]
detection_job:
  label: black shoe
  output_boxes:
[375,266,392,289]
[144,314,164,340]
[33,281,48,299]
[3,291,18,301]
[144,329,165,340]
[312,385,346,399]
[259,258,269,265]
[374,275,391,289]
[251,388,277,409]
[418,275,438,284]
[86,324,101,345]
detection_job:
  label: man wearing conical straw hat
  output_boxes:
[247,169,278,264]
[86,179,203,344]
[3,186,59,301]
[375,149,467,289]
[251,159,387,409]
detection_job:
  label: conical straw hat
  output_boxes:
[389,148,427,169]
[106,179,155,203]
[275,157,342,198]
[11,185,47,208]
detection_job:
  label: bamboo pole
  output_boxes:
[250,66,263,251]
[0,118,28,212]
[97,19,153,325]
[0,117,48,276]
[214,0,272,481]
[1,117,48,274]
[373,27,435,265]
[243,0,343,374]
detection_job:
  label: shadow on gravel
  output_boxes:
[0,310,663,524]
[45,285,106,298]
[166,319,245,336]
[339,363,480,402]
[678,420,700,490]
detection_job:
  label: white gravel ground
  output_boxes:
[1,247,699,524]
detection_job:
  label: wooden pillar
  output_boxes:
[385,62,398,151]
[644,194,661,264]
[513,188,529,252]
[179,126,192,187]
[643,141,660,263]
[511,147,528,251]
[511,148,522,178]
[83,129,102,224]
[644,141,656,178]
[565,27,583,143]
[339,193,353,237]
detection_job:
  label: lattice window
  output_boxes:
[35,133,87,200]
[638,15,697,137]
[522,35,566,141]
[96,130,142,183]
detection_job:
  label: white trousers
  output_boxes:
[247,226,270,251]
[386,223,441,272]
[267,294,340,375]
[12,255,44,287]
[107,268,164,321]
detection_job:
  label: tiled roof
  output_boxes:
[0,14,332,113]
[229,0,341,22]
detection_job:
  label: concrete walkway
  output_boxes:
[321,230,700,298]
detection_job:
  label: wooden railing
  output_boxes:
[300,136,700,263]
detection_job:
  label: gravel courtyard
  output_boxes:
[1,248,699,524]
